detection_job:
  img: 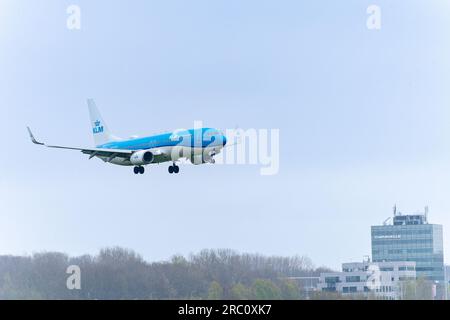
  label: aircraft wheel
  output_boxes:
[173,165,179,174]
[134,167,139,174]
[168,166,174,174]
[139,166,145,174]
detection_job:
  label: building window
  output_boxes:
[380,267,394,271]
[345,276,360,283]
[325,277,340,284]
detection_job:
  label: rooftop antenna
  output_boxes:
[424,206,429,223]
[393,204,397,217]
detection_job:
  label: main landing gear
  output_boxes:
[168,163,180,174]
[133,166,145,174]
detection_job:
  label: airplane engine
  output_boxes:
[130,150,154,165]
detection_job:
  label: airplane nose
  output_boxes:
[222,135,227,146]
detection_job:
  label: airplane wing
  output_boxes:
[27,127,133,161]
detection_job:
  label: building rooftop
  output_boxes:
[393,214,427,225]
[380,205,429,226]
[342,260,416,272]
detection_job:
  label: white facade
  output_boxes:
[318,261,416,300]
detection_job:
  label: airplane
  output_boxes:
[27,99,227,174]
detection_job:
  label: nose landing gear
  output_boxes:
[168,163,180,174]
[133,166,145,174]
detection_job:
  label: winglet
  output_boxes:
[27,127,44,145]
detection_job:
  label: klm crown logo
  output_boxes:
[93,120,104,134]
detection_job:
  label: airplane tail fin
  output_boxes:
[87,99,120,146]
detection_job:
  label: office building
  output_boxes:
[371,207,444,282]
[317,260,416,300]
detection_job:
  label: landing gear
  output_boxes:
[168,164,180,174]
[134,166,145,174]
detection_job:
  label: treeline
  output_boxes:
[0,247,332,300]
